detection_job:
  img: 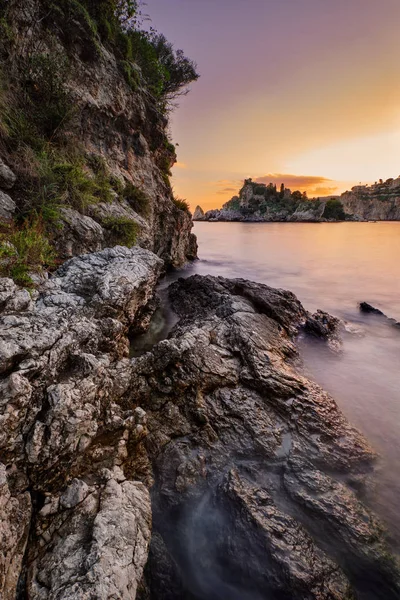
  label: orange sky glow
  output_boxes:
[147,0,400,211]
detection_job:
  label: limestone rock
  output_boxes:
[57,208,105,258]
[0,190,16,220]
[29,476,151,599]
[0,158,16,190]
[193,205,205,221]
[0,463,31,600]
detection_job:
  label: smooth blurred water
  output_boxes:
[189,221,400,547]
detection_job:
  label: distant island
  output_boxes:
[194,177,400,222]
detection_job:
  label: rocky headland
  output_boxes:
[195,177,400,222]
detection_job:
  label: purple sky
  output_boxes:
[145,0,400,208]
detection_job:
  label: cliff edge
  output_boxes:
[0,0,198,283]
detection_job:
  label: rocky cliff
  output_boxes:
[341,178,400,220]
[196,179,334,223]
[0,0,197,277]
[196,176,400,222]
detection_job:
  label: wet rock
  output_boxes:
[138,275,400,599]
[215,470,353,599]
[360,302,400,327]
[360,302,385,315]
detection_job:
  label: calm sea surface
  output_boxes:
[184,222,400,547]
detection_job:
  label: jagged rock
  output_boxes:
[0,463,31,600]
[193,205,205,221]
[0,159,16,190]
[215,470,353,599]
[135,275,400,599]
[0,253,399,599]
[360,302,400,328]
[29,474,151,599]
[57,208,105,258]
[0,246,162,599]
[0,190,16,220]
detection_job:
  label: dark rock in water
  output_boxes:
[140,275,400,600]
[360,302,400,327]
[304,309,342,350]
[360,302,385,315]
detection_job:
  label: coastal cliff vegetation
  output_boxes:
[195,176,400,223]
[0,0,199,284]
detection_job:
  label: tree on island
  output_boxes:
[323,199,346,220]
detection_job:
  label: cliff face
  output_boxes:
[341,178,400,221]
[0,0,197,271]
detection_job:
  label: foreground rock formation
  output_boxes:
[1,253,399,599]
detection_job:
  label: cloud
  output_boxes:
[312,186,339,197]
[174,162,188,169]
[255,173,333,189]
[217,186,238,195]
[254,173,339,197]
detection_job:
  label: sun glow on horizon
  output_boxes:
[150,0,400,211]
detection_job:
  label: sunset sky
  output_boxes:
[147,0,400,210]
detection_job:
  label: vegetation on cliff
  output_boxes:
[0,0,199,282]
[196,178,351,222]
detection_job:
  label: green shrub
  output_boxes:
[0,219,56,286]
[120,60,139,90]
[254,185,266,196]
[51,163,99,210]
[102,216,139,247]
[323,199,346,221]
[110,175,124,195]
[172,197,190,212]
[41,0,100,59]
[88,155,115,203]
[123,182,150,215]
[25,53,73,138]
